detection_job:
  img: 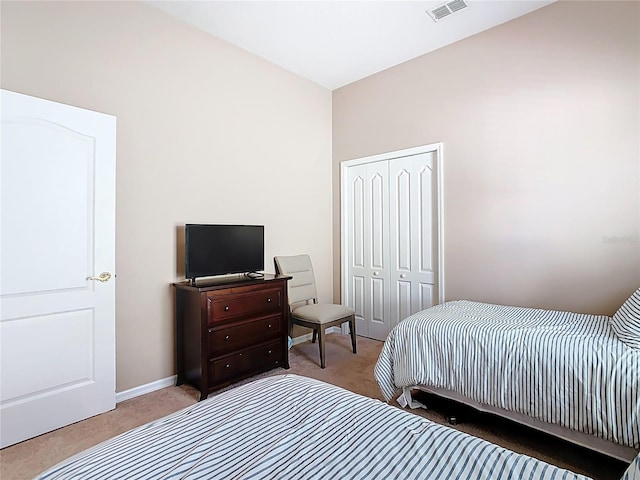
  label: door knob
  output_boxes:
[373,271,379,276]
[87,272,112,283]
[400,274,407,279]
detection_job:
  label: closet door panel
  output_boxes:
[351,274,365,330]
[345,161,390,340]
[390,152,438,328]
[419,160,436,283]
[396,280,412,328]
[346,165,369,336]
[366,162,391,341]
[394,168,412,272]
[370,172,386,270]
[420,283,435,312]
[352,175,365,269]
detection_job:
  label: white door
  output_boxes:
[345,161,390,340]
[388,152,438,328]
[0,89,116,448]
[341,144,443,341]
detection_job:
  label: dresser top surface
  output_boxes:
[173,273,291,292]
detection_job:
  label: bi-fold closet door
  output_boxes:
[341,145,443,341]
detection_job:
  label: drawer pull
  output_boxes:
[266,298,272,303]
[224,306,230,312]
[268,324,272,329]
[268,350,272,355]
[225,335,230,341]
[226,364,230,368]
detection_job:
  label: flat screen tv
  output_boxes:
[185,224,264,282]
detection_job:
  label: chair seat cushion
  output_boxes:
[292,304,355,324]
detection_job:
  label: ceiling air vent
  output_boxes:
[427,0,469,22]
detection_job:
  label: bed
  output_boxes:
[374,288,640,463]
[32,374,638,480]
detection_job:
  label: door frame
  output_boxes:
[340,143,445,332]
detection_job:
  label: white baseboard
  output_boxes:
[116,375,177,403]
[116,328,344,403]
[291,327,341,346]
[291,332,313,345]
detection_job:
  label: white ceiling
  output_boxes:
[147,0,556,90]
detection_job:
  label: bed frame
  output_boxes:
[399,385,639,463]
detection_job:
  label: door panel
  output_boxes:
[351,274,365,327]
[0,89,116,448]
[351,175,365,268]
[370,171,385,270]
[389,152,438,329]
[348,166,368,334]
[366,162,390,340]
[1,310,94,398]
[419,164,435,276]
[396,280,412,327]
[420,283,435,312]
[345,162,390,339]
[1,121,93,295]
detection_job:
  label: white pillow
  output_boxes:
[610,288,640,349]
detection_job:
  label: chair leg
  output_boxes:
[349,318,357,354]
[312,328,317,344]
[318,327,326,368]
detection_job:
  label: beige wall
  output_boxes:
[1,1,332,392]
[3,0,639,394]
[333,1,640,315]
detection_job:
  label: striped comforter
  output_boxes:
[623,454,640,480]
[375,300,640,450]
[36,374,595,480]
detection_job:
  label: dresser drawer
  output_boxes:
[208,288,282,324]
[208,314,282,356]
[209,340,284,385]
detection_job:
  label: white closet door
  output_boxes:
[389,152,438,330]
[0,90,116,448]
[345,162,390,339]
[342,144,443,342]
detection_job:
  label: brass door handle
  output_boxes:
[88,272,112,283]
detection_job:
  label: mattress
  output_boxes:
[374,300,640,450]
[35,374,597,480]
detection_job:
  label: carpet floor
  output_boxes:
[0,334,629,480]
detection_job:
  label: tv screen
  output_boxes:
[185,224,264,280]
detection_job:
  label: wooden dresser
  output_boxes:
[173,274,291,400]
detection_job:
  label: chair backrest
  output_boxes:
[274,254,318,306]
